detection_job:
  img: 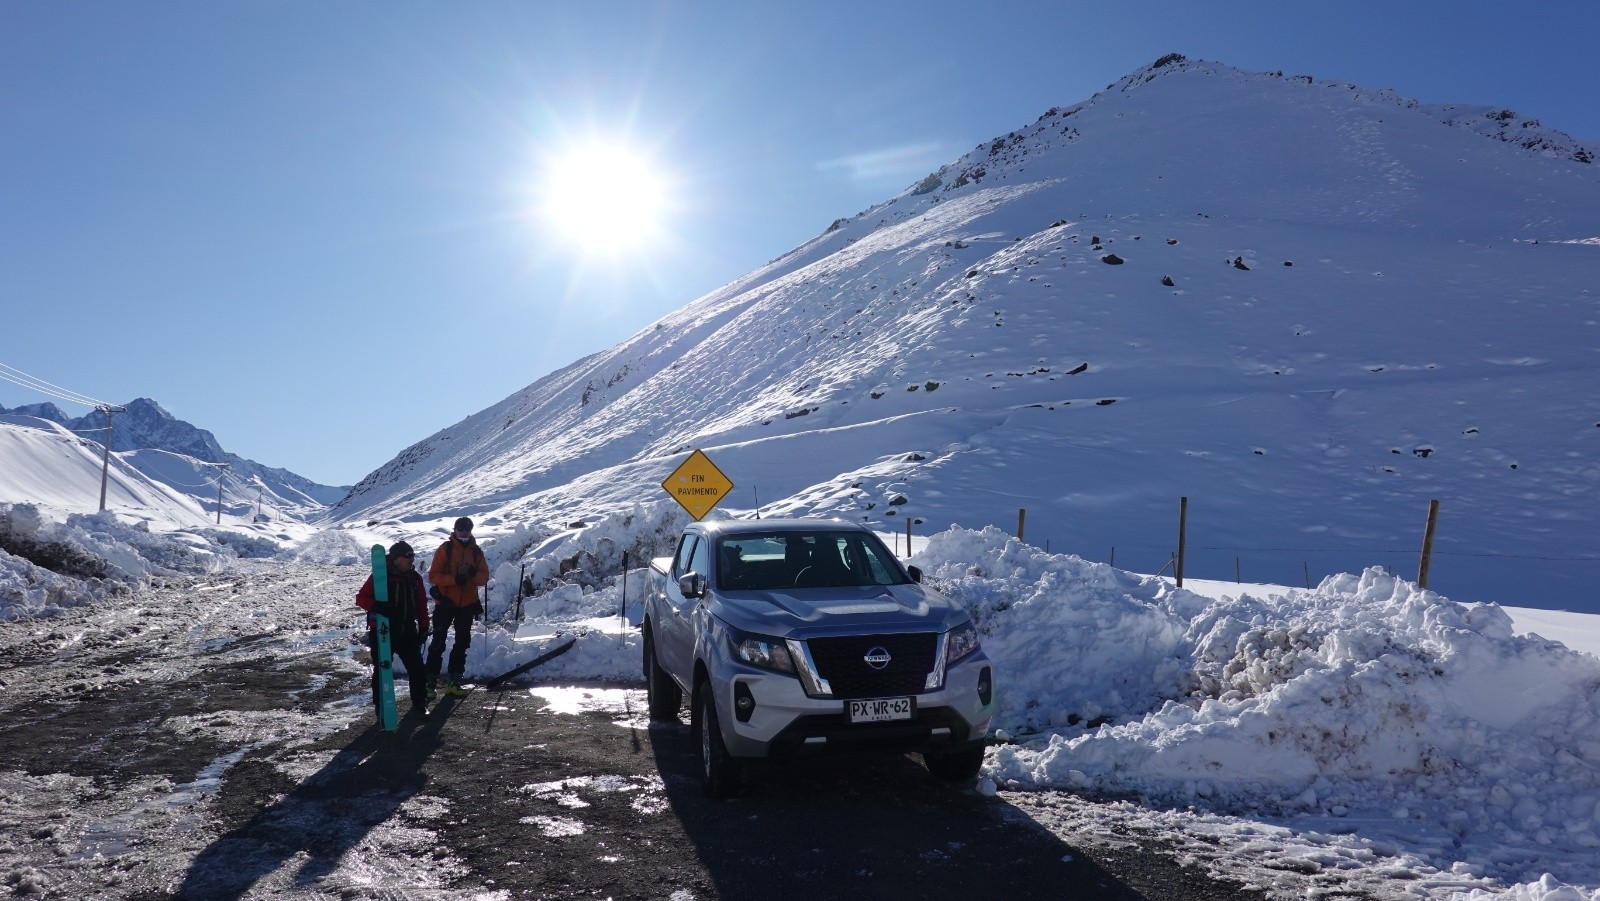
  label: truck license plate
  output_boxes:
[847,697,914,723]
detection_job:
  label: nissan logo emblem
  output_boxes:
[863,646,892,670]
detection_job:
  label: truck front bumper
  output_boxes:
[713,650,995,760]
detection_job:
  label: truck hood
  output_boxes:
[710,584,965,638]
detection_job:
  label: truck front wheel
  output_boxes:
[925,742,986,782]
[694,684,743,799]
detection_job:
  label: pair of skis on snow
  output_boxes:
[369,545,577,731]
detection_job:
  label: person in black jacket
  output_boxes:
[356,541,432,718]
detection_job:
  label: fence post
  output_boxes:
[1418,499,1441,589]
[620,552,629,632]
[516,563,526,621]
[1303,561,1311,589]
[1235,557,1241,584]
[1176,497,1188,588]
[1017,508,1026,542]
[905,518,913,557]
[1110,546,1115,568]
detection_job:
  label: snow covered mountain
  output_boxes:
[332,55,1600,611]
[0,397,348,526]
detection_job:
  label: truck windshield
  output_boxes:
[716,531,910,590]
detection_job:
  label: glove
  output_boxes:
[454,563,476,586]
[429,585,445,603]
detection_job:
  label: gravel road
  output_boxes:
[0,561,1331,899]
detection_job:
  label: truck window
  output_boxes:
[689,532,712,580]
[716,531,910,590]
[673,534,699,578]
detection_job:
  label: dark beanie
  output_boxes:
[454,516,474,532]
[389,540,414,558]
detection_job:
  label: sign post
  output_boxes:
[662,449,734,521]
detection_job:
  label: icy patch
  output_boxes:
[526,685,643,716]
[632,793,669,816]
[163,708,347,748]
[521,814,585,837]
[521,774,647,796]
[74,746,257,860]
[521,774,666,822]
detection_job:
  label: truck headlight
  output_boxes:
[729,629,796,674]
[946,622,980,664]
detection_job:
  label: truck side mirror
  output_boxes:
[907,565,923,583]
[678,572,706,599]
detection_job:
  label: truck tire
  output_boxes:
[925,742,986,782]
[694,683,742,798]
[643,632,681,721]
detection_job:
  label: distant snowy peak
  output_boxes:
[0,397,225,459]
[77,398,226,459]
[1102,54,1595,165]
[0,403,71,428]
[0,396,349,507]
[814,53,1597,254]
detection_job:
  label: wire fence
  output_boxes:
[913,503,1600,597]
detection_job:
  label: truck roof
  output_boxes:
[687,517,864,536]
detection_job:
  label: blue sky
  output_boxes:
[3,1,1596,486]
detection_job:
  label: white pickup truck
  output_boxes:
[643,517,996,798]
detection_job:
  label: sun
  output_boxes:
[538,141,671,257]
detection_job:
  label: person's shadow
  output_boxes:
[174,709,446,899]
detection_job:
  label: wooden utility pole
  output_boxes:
[96,404,126,512]
[1418,499,1441,589]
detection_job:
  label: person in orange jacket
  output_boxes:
[426,516,489,696]
[356,541,431,718]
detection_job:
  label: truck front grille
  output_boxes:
[805,632,939,699]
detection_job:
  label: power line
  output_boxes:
[0,361,111,409]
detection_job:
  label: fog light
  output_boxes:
[977,666,993,707]
[733,682,756,723]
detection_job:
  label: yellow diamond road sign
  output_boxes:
[662,449,734,521]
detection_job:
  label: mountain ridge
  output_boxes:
[330,56,1600,608]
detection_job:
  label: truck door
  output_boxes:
[656,531,701,679]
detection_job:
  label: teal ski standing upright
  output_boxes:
[370,544,399,731]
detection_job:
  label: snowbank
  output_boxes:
[0,503,270,620]
[913,526,1600,897]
